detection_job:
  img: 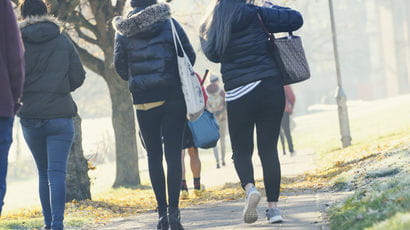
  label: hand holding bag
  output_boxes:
[170,19,205,121]
[257,12,311,85]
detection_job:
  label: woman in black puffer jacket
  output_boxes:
[113,1,195,229]
[200,0,303,225]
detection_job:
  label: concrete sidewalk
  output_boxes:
[89,191,350,230]
[88,149,351,230]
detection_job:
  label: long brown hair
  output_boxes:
[200,0,255,57]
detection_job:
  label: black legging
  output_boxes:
[137,96,186,211]
[227,78,285,202]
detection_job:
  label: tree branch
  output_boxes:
[87,0,117,54]
[66,34,105,76]
[114,0,127,15]
[74,26,98,45]
[67,11,99,38]
[47,0,81,19]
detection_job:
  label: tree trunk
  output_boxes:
[66,115,92,201]
[105,70,141,188]
[391,0,410,94]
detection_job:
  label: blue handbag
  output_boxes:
[188,110,220,149]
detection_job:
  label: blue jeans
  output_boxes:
[21,118,74,230]
[0,117,14,215]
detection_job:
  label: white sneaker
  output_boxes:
[266,208,283,223]
[243,187,261,224]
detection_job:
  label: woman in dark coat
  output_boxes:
[113,0,195,229]
[18,0,86,229]
[200,0,303,224]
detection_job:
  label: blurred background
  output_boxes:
[5,0,410,218]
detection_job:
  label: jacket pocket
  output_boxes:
[129,74,168,94]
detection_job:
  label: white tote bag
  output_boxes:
[170,19,205,121]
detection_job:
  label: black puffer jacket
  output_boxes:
[113,3,196,104]
[203,4,303,91]
[19,16,86,119]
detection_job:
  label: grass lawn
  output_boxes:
[327,143,409,230]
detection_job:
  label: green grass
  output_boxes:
[291,95,410,154]
[366,212,410,230]
[329,175,410,230]
[0,217,88,230]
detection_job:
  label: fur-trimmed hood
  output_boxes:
[112,3,171,37]
[20,15,61,44]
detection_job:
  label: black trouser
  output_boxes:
[137,96,186,211]
[279,112,294,154]
[227,78,285,202]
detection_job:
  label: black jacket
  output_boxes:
[113,3,196,104]
[203,4,303,91]
[18,16,85,119]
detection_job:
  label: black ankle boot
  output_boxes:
[168,207,184,230]
[157,208,169,230]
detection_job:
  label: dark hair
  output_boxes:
[200,0,255,57]
[131,0,157,8]
[20,0,48,19]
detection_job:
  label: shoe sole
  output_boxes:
[268,216,283,224]
[243,191,261,224]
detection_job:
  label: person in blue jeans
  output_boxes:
[0,119,15,215]
[18,0,86,229]
[0,0,25,216]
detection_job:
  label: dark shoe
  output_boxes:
[216,163,221,169]
[157,216,169,230]
[222,161,226,166]
[169,207,184,230]
[157,207,168,230]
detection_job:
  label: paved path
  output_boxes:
[87,149,352,230]
[89,191,350,230]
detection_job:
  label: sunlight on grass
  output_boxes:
[281,132,410,191]
[329,176,410,230]
[0,216,88,230]
[0,183,245,228]
[366,212,410,230]
[291,95,410,154]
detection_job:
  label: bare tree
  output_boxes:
[66,115,91,201]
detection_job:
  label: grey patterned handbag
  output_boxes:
[257,12,311,85]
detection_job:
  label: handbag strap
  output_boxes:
[256,12,294,44]
[256,12,276,45]
[170,19,187,57]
